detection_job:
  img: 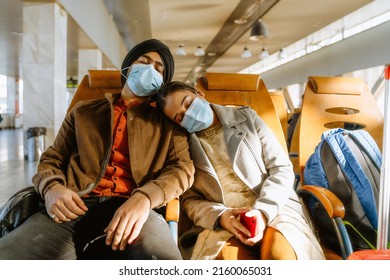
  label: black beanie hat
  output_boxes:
[120,39,174,86]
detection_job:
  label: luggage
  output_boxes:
[347,249,390,260]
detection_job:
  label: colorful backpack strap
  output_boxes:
[325,130,378,229]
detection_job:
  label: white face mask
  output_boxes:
[122,64,163,96]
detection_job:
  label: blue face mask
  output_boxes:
[180,97,213,133]
[123,64,163,97]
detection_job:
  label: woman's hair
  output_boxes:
[154,81,197,112]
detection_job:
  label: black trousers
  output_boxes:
[0,197,182,260]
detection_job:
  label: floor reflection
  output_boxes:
[0,128,38,206]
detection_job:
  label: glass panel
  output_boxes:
[0,74,7,113]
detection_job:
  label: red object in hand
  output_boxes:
[240,212,257,238]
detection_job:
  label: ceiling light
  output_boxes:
[260,47,269,58]
[241,46,252,58]
[194,45,205,57]
[234,18,248,24]
[194,66,203,72]
[175,44,187,56]
[278,48,286,60]
[249,20,269,41]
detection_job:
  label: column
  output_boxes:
[77,49,103,84]
[22,2,68,153]
[66,48,102,105]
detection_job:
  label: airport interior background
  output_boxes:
[0,0,390,206]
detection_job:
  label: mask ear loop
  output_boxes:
[121,66,131,80]
[195,87,206,98]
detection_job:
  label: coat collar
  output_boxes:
[104,92,152,113]
[189,104,249,178]
[210,103,247,128]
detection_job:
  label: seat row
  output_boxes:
[71,70,384,259]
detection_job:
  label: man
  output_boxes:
[0,39,194,260]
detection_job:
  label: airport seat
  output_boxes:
[68,69,180,243]
[294,75,384,259]
[67,70,123,111]
[297,75,383,181]
[287,110,301,190]
[269,90,288,141]
[282,88,302,185]
[196,72,287,153]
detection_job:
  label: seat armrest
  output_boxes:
[297,185,353,259]
[165,197,180,244]
[165,197,180,223]
[297,185,345,219]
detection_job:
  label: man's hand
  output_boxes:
[44,184,88,223]
[104,192,151,251]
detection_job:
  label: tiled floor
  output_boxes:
[0,128,38,206]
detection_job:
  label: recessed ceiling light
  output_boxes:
[234,18,247,24]
[194,66,203,72]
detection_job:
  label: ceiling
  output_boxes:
[0,0,373,84]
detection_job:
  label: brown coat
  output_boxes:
[32,93,194,209]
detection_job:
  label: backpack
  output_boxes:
[303,128,387,254]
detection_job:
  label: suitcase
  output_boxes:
[347,249,390,260]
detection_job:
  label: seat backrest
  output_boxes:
[67,70,122,113]
[269,90,288,140]
[282,87,299,114]
[297,75,384,180]
[196,72,287,153]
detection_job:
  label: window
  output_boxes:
[0,74,7,113]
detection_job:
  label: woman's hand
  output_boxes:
[219,208,251,240]
[219,208,267,246]
[239,209,267,246]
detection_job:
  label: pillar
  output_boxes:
[77,48,103,84]
[22,2,68,155]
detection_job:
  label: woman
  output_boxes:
[156,81,325,260]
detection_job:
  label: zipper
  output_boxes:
[77,101,114,197]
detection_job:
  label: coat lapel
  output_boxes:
[211,104,265,189]
[212,104,247,165]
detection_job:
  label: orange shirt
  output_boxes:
[92,98,138,197]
